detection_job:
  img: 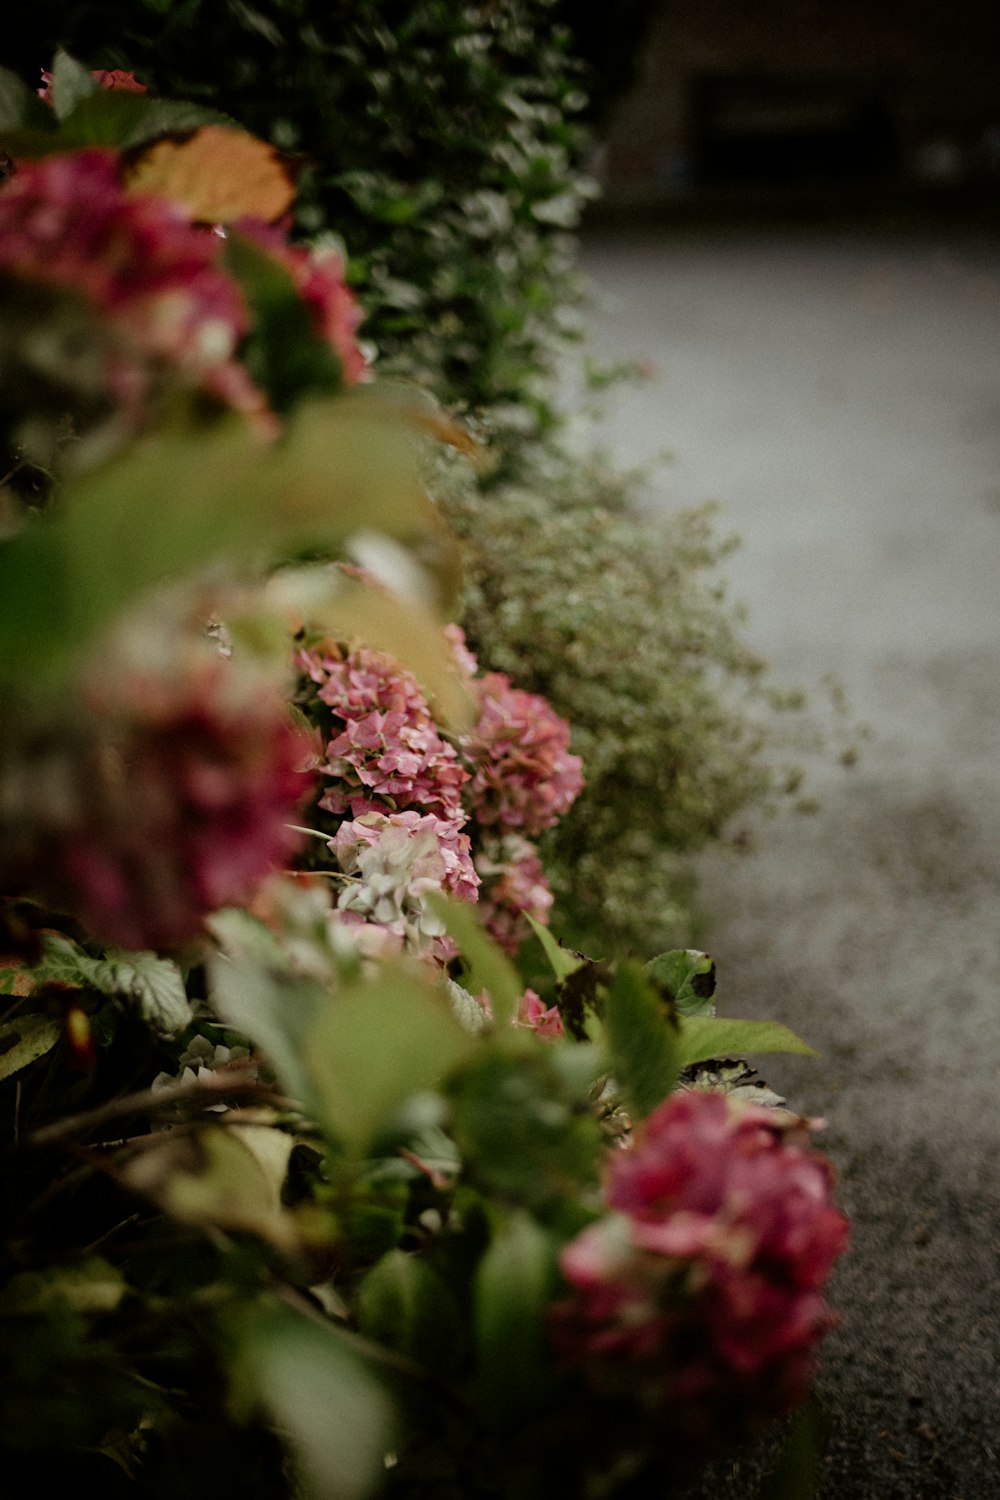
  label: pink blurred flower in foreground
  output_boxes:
[551,1091,848,1452]
[0,665,312,951]
[236,218,367,385]
[0,149,259,415]
[462,672,583,836]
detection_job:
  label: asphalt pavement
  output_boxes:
[578,224,1000,1499]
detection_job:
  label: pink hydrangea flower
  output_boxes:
[235,218,367,384]
[0,664,312,951]
[518,987,564,1039]
[301,645,468,823]
[475,832,554,955]
[461,672,583,836]
[551,1092,848,1452]
[0,149,261,416]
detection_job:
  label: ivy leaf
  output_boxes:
[645,948,717,1017]
[48,49,99,121]
[0,1012,61,1082]
[603,960,680,1120]
[474,1211,555,1422]
[678,1016,816,1067]
[240,1302,394,1500]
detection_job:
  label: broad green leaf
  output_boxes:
[0,1012,61,1081]
[428,894,521,1028]
[644,948,717,1017]
[678,1015,816,1067]
[0,68,50,131]
[603,960,680,1119]
[1,90,236,156]
[49,49,98,120]
[525,913,584,980]
[0,396,441,694]
[0,1257,126,1316]
[207,925,328,1112]
[241,1302,393,1500]
[474,1211,554,1421]
[32,935,190,1035]
[356,1249,463,1374]
[118,1123,297,1251]
[305,965,473,1153]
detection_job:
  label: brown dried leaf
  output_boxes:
[125,126,297,223]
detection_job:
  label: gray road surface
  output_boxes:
[578,228,1000,1499]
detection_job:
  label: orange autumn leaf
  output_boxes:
[125,126,297,224]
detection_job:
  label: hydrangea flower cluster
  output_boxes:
[0,149,258,419]
[298,628,583,958]
[551,1091,849,1455]
[0,663,311,951]
[462,670,584,837]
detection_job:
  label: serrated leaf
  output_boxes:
[645,948,717,1017]
[678,1016,816,1067]
[525,912,583,980]
[446,978,490,1034]
[474,1211,554,1421]
[88,950,191,1035]
[49,50,99,120]
[603,960,680,1119]
[428,894,521,1027]
[305,965,473,1153]
[0,1012,61,1081]
[126,126,297,223]
[33,935,190,1035]
[241,1303,393,1500]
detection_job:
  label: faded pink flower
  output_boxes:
[0,665,312,951]
[235,218,367,384]
[475,832,554,955]
[331,809,478,905]
[461,672,583,836]
[551,1092,848,1452]
[301,645,468,823]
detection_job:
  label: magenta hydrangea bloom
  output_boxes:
[475,832,554,955]
[0,665,312,951]
[0,150,254,404]
[235,218,367,384]
[462,672,583,836]
[551,1092,848,1452]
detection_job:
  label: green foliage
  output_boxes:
[473,1210,556,1421]
[678,1015,816,1067]
[10,0,595,432]
[440,448,806,955]
[603,960,681,1119]
[645,948,718,1017]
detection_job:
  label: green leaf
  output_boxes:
[33,935,190,1035]
[0,1012,61,1081]
[428,894,522,1028]
[603,960,680,1119]
[0,1257,126,1316]
[678,1016,816,1067]
[0,396,441,695]
[49,50,99,121]
[525,913,583,980]
[0,68,51,131]
[357,1249,463,1375]
[474,1211,554,1421]
[645,948,717,1017]
[305,965,473,1154]
[241,1302,394,1500]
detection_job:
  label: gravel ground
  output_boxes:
[578,226,1000,1498]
